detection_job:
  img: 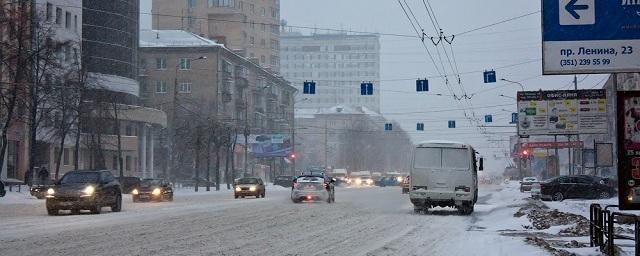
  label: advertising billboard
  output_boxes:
[617,91,640,210]
[517,90,607,136]
[236,134,292,158]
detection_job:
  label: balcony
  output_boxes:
[235,100,246,110]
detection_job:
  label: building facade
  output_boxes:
[151,0,281,72]
[139,29,294,180]
[280,32,381,113]
[295,106,412,173]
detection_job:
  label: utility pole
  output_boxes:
[244,100,249,177]
[324,118,328,169]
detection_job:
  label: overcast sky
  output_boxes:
[140,0,608,171]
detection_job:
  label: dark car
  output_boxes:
[132,179,173,202]
[540,175,615,201]
[234,177,266,199]
[274,175,294,188]
[0,180,5,197]
[291,175,335,203]
[45,170,122,215]
[117,176,141,194]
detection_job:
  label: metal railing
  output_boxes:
[590,204,640,255]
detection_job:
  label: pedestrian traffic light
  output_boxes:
[416,79,429,92]
[385,123,393,131]
[303,81,316,94]
[521,149,530,158]
[483,70,496,83]
[417,123,425,131]
[361,82,373,95]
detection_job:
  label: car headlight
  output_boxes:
[249,186,256,192]
[397,177,403,182]
[356,178,362,184]
[629,195,634,202]
[152,188,161,196]
[83,186,95,195]
[132,189,139,195]
[366,179,373,184]
[235,186,241,192]
[47,188,55,195]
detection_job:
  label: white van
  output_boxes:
[409,140,483,215]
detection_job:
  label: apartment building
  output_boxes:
[151,0,281,72]
[280,32,381,113]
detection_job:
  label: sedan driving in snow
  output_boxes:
[132,179,173,202]
[540,175,615,201]
[291,175,335,203]
[234,177,266,199]
[45,170,122,215]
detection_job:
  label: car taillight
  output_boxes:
[306,195,312,200]
[455,186,471,192]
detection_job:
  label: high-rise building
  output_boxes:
[280,32,381,113]
[151,0,281,72]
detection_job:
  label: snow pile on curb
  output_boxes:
[525,237,579,256]
[515,199,590,236]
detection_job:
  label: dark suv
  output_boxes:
[540,175,615,201]
[0,180,5,197]
[45,170,122,215]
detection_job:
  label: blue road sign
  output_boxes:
[385,123,393,131]
[485,115,493,123]
[483,71,496,83]
[416,79,429,92]
[542,0,640,74]
[417,123,424,131]
[303,81,316,95]
[448,120,456,129]
[511,113,518,124]
[361,83,374,95]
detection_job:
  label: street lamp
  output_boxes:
[290,97,309,175]
[170,55,207,181]
[500,78,525,91]
[499,94,517,100]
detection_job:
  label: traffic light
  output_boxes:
[416,79,429,92]
[521,149,530,158]
[303,81,316,94]
[289,153,296,159]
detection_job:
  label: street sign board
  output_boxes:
[483,71,496,83]
[542,0,640,74]
[517,89,608,136]
[521,141,584,149]
[617,91,640,210]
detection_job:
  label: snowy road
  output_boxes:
[0,185,547,256]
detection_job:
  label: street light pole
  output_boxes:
[500,78,525,179]
[170,56,207,181]
[291,97,308,175]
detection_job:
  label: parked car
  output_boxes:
[402,176,410,194]
[132,179,173,202]
[291,175,335,203]
[520,177,538,192]
[0,180,5,197]
[116,176,141,194]
[531,183,541,200]
[45,170,122,215]
[234,177,266,199]
[274,175,294,188]
[540,175,615,201]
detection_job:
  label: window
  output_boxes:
[74,15,78,32]
[55,7,62,25]
[156,57,167,69]
[189,0,197,8]
[63,148,70,166]
[179,58,191,70]
[414,147,470,169]
[46,3,53,21]
[126,156,131,171]
[112,156,118,170]
[179,81,192,93]
[250,36,255,45]
[261,7,266,16]
[208,0,235,7]
[260,55,266,63]
[65,12,71,28]
[260,39,265,48]
[442,148,469,169]
[155,81,167,93]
